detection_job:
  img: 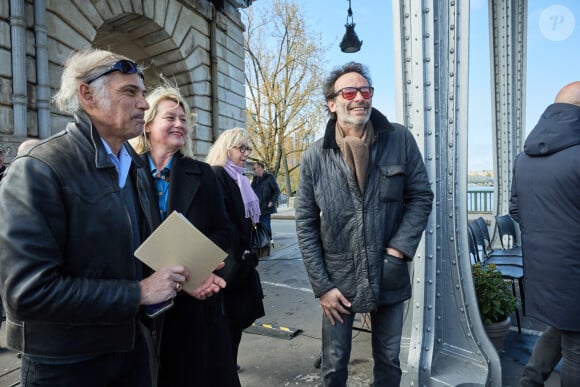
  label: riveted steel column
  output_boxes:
[393,1,501,385]
[489,0,527,217]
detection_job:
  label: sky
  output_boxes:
[251,0,579,171]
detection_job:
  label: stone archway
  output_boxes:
[44,1,245,156]
[0,1,245,159]
[91,12,198,92]
[92,14,172,86]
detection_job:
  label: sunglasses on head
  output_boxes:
[86,60,144,84]
[333,86,374,100]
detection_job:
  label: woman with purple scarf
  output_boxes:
[206,128,265,371]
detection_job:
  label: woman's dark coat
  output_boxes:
[148,153,240,387]
[212,166,265,330]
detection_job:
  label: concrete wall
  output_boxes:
[0,0,248,162]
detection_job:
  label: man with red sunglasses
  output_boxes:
[296,62,433,386]
[0,48,225,386]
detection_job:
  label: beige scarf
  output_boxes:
[335,121,375,193]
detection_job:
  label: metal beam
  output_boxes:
[393,1,501,385]
[489,0,527,217]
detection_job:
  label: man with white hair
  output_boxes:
[0,48,225,386]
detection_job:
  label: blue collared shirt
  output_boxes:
[148,155,173,220]
[100,139,132,188]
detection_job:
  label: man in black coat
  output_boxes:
[510,80,580,386]
[251,161,280,237]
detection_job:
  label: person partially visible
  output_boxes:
[251,161,280,239]
[206,128,265,371]
[17,138,41,156]
[0,149,4,327]
[0,149,6,180]
[130,85,239,387]
[510,80,580,387]
[0,140,41,183]
[0,148,3,326]
[296,62,433,386]
[0,48,224,387]
[521,326,562,386]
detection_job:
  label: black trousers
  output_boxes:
[21,323,152,387]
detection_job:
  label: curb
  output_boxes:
[271,209,295,220]
[271,214,295,220]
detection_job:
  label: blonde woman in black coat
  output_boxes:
[206,128,265,370]
[131,85,240,387]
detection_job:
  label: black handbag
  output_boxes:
[251,223,271,257]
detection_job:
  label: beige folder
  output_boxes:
[134,211,228,293]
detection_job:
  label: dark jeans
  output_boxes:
[521,326,580,387]
[21,323,151,387]
[321,301,405,387]
[259,214,272,237]
[561,329,580,387]
[521,326,562,386]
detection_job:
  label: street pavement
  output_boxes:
[237,208,561,386]
[0,207,561,386]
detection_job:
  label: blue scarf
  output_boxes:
[224,160,261,223]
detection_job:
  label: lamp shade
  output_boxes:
[340,24,363,53]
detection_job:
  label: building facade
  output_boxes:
[0,0,251,162]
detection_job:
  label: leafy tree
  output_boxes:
[243,0,328,196]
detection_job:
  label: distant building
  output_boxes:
[468,171,494,186]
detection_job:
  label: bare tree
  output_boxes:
[243,0,328,197]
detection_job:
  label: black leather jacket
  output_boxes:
[0,112,155,357]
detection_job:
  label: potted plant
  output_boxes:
[472,262,518,351]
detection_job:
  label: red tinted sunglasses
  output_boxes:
[87,60,144,84]
[333,86,374,100]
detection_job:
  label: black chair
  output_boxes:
[469,219,523,267]
[495,214,522,255]
[467,225,480,265]
[467,224,524,333]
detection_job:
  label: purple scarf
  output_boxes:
[224,160,261,223]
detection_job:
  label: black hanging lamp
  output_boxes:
[340,0,363,53]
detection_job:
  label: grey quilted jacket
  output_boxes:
[296,108,433,312]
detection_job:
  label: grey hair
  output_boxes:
[322,62,373,120]
[52,48,133,114]
[205,128,249,167]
